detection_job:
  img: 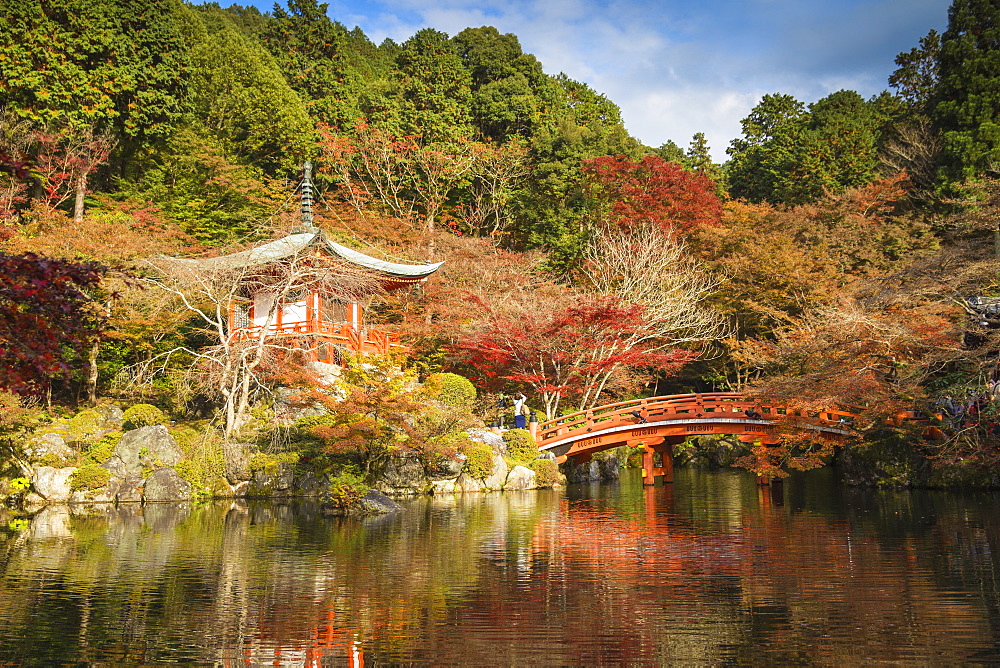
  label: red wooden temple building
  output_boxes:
[166,162,442,365]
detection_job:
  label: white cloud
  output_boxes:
[299,0,952,161]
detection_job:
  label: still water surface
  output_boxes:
[2,468,1000,665]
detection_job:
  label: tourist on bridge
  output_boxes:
[512,393,528,429]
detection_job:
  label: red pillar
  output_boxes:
[642,446,655,486]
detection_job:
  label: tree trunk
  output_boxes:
[74,171,86,223]
[86,340,99,406]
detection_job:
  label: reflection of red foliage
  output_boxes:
[582,155,722,234]
[0,252,107,394]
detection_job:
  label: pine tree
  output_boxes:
[933,0,1000,184]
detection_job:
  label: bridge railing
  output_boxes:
[537,393,858,446]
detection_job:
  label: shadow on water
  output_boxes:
[2,468,1000,664]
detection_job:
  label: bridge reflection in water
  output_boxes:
[536,393,857,485]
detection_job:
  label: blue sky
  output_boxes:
[242,0,951,161]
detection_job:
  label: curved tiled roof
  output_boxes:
[160,229,443,280]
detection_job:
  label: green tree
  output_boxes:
[889,29,941,111]
[261,0,391,130]
[452,26,557,142]
[933,0,1000,184]
[726,93,806,202]
[183,7,314,171]
[516,75,641,268]
[728,91,887,204]
[0,0,190,168]
[392,28,474,144]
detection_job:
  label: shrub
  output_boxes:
[122,404,165,431]
[503,429,539,463]
[65,409,104,443]
[86,431,121,465]
[529,458,561,487]
[325,472,369,508]
[69,462,111,491]
[248,451,300,475]
[463,443,495,479]
[423,373,476,407]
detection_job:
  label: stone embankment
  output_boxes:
[10,417,588,511]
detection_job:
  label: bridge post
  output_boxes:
[657,442,674,483]
[641,447,655,486]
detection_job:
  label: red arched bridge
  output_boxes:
[533,393,859,485]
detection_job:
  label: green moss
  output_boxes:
[463,443,494,479]
[423,373,476,407]
[122,404,166,430]
[248,451,300,476]
[503,429,539,464]
[69,462,110,491]
[86,431,120,465]
[529,458,561,487]
[65,409,104,443]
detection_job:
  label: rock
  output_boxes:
[143,468,192,502]
[564,460,601,483]
[355,489,403,514]
[32,466,76,502]
[231,480,251,498]
[273,463,295,491]
[95,403,124,429]
[454,473,484,493]
[102,456,128,479]
[116,476,145,503]
[504,465,536,490]
[222,442,252,483]
[114,426,183,476]
[537,451,556,460]
[273,386,331,421]
[469,429,506,455]
[379,452,427,494]
[427,453,466,480]
[294,471,329,496]
[481,455,509,490]
[25,433,74,463]
[596,450,624,480]
[305,361,342,386]
[430,479,457,494]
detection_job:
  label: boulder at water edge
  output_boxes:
[481,455,509,490]
[143,468,192,502]
[31,466,76,502]
[113,425,184,476]
[504,465,537,490]
[356,489,403,514]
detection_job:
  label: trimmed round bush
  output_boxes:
[424,373,476,407]
[122,404,166,430]
[503,428,539,463]
[529,459,561,487]
[463,443,495,479]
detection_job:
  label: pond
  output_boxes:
[2,467,1000,664]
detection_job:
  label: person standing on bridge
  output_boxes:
[512,393,528,429]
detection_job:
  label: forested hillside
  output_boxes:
[3,0,1000,484]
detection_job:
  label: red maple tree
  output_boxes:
[452,294,695,417]
[582,155,722,234]
[0,252,108,395]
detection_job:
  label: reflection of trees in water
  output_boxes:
[1,476,1000,663]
